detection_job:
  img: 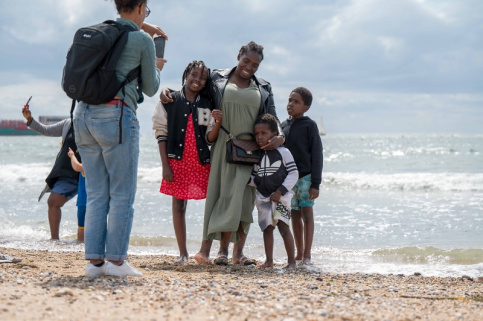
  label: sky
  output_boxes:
[0,0,482,134]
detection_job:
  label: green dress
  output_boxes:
[203,80,261,243]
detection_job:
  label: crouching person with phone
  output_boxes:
[72,0,166,278]
[22,101,80,241]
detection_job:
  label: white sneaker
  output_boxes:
[85,262,106,277]
[105,261,142,277]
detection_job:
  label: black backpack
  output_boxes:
[62,20,142,143]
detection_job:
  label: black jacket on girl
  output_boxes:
[152,89,213,165]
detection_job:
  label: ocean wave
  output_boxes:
[0,164,51,184]
[324,147,480,163]
[3,162,482,193]
[0,163,162,185]
[137,166,162,183]
[323,172,483,192]
[372,246,483,265]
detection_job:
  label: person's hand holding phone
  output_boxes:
[141,22,168,40]
[156,57,167,71]
[22,96,33,123]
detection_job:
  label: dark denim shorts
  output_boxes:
[51,177,78,200]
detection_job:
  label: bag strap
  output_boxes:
[220,125,254,141]
[220,125,233,140]
[70,99,76,125]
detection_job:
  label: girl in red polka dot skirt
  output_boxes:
[152,61,222,264]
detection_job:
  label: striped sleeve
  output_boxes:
[279,147,299,194]
[248,164,259,187]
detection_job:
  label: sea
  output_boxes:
[1,133,482,277]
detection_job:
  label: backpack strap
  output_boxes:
[70,99,76,126]
[103,21,132,70]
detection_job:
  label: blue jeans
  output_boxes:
[74,102,139,261]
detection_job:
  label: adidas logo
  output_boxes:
[258,156,281,177]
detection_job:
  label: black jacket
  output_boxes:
[45,125,79,189]
[153,90,212,165]
[250,147,299,197]
[210,68,283,135]
[27,118,79,193]
[282,116,323,190]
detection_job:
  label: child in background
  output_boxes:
[249,114,298,269]
[282,87,323,265]
[152,60,222,265]
[67,147,86,243]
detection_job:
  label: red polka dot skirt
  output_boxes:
[160,114,211,200]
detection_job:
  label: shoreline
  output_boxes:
[1,248,483,320]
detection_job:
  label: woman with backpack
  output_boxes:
[73,0,166,278]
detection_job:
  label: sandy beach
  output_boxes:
[0,247,482,321]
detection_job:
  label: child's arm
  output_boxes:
[206,109,222,144]
[158,141,173,182]
[68,147,84,175]
[270,148,299,203]
[310,122,323,201]
[152,101,173,182]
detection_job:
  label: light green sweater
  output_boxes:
[115,18,160,113]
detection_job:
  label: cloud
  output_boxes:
[0,0,114,45]
[309,0,483,93]
[0,73,71,120]
[0,0,482,134]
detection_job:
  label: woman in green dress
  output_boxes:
[161,42,284,265]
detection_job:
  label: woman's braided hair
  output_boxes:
[239,41,264,61]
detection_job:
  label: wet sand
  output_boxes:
[1,247,482,320]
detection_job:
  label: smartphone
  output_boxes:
[26,96,32,105]
[154,37,166,58]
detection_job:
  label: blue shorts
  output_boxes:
[291,174,315,210]
[51,177,78,200]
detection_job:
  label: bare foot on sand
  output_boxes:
[194,253,211,265]
[257,261,273,268]
[174,255,188,265]
[284,262,297,270]
[301,258,312,265]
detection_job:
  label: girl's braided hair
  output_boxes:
[182,60,212,98]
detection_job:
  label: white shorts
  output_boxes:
[255,191,293,231]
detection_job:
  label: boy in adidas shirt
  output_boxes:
[248,114,298,269]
